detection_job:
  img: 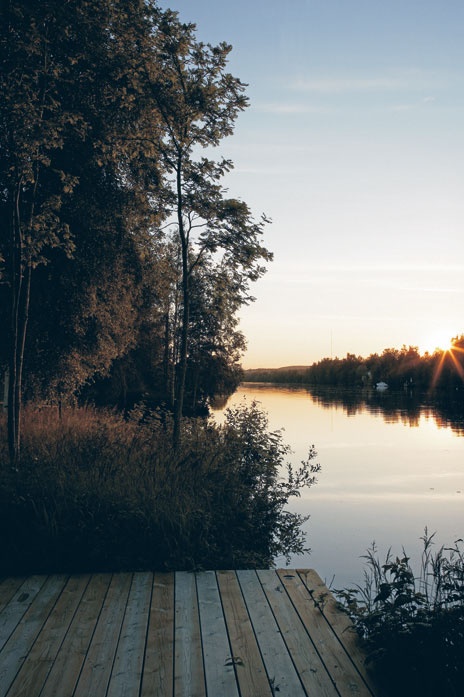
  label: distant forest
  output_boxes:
[244,337,464,392]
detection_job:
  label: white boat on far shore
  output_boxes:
[375,381,389,391]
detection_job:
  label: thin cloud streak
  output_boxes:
[277,277,463,294]
[292,77,407,93]
[282,262,464,273]
[252,102,330,114]
[289,71,449,94]
[310,314,401,322]
[399,286,464,294]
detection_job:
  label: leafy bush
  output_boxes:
[0,401,319,573]
[335,530,464,697]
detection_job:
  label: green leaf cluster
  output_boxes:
[335,531,464,697]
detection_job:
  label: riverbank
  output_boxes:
[244,338,464,393]
[0,403,318,574]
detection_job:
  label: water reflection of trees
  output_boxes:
[307,386,464,437]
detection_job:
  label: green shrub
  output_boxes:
[336,530,464,697]
[0,401,319,573]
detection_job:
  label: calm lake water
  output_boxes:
[213,383,464,588]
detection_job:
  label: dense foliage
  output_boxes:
[0,403,319,572]
[245,336,464,392]
[0,0,271,464]
[336,532,464,697]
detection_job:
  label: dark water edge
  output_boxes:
[238,382,464,437]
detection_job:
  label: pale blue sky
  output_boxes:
[160,0,464,366]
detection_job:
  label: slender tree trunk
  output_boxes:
[171,281,181,408]
[173,241,189,448]
[7,176,34,469]
[11,266,35,469]
[173,158,189,448]
[7,188,24,467]
[11,263,31,467]
[7,342,20,469]
[191,365,199,410]
[6,32,49,468]
[163,311,169,400]
[2,369,9,413]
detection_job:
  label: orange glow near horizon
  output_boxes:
[430,341,464,389]
[419,330,456,357]
[430,350,447,390]
[448,344,464,380]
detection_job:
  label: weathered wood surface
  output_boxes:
[0,569,380,697]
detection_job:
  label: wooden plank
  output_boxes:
[5,575,90,697]
[39,574,112,697]
[258,570,339,697]
[0,576,47,652]
[73,572,132,697]
[296,570,381,696]
[140,572,175,697]
[237,570,307,697]
[107,571,152,697]
[216,570,273,697]
[0,575,67,697]
[174,571,205,697]
[0,577,27,614]
[0,569,378,697]
[196,571,239,697]
[279,570,374,697]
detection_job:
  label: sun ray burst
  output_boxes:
[430,339,464,389]
[430,350,448,390]
[448,347,464,380]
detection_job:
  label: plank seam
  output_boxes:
[105,572,136,696]
[255,569,317,697]
[35,574,92,697]
[273,570,343,697]
[70,572,115,696]
[193,571,209,697]
[3,575,69,697]
[0,577,27,614]
[0,575,48,653]
[138,572,154,697]
[172,572,176,697]
[296,571,377,697]
[213,571,242,697]
[234,570,274,693]
[237,569,310,697]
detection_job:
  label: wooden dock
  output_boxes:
[0,569,380,697]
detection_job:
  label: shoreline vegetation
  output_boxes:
[244,336,464,393]
[0,401,319,575]
[336,532,464,697]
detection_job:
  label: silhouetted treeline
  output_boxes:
[245,337,464,393]
[0,1,271,463]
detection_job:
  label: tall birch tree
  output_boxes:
[147,12,272,446]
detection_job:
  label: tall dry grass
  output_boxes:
[0,402,319,573]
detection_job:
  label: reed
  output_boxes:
[336,530,464,697]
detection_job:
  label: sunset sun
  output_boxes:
[419,331,455,356]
